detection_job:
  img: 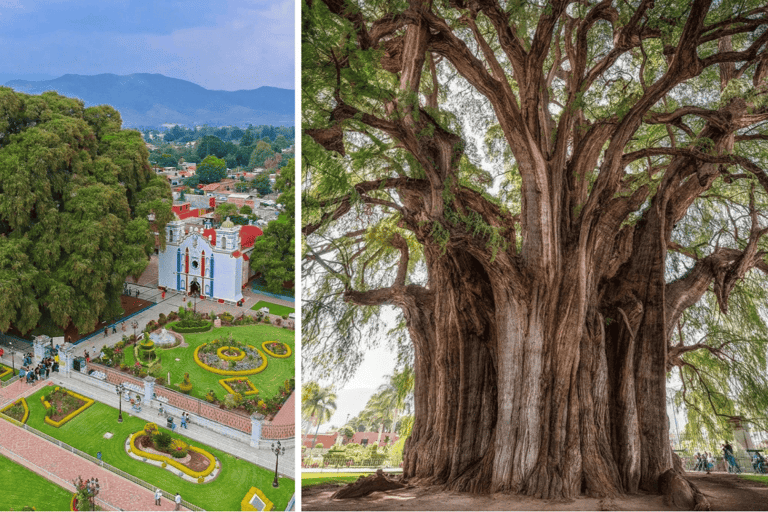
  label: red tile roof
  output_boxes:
[303,432,339,449]
[240,225,263,248]
[203,228,216,245]
[232,250,242,258]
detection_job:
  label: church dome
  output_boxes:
[221,217,235,228]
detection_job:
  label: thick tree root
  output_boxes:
[331,469,407,499]
[659,470,711,510]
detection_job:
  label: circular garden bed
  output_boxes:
[194,336,267,376]
[261,341,291,358]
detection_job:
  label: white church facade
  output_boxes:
[158,218,263,304]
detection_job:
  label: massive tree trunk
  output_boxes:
[304,0,768,504]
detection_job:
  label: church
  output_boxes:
[158,218,263,304]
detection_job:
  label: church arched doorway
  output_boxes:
[189,280,200,296]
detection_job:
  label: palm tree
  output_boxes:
[302,383,337,456]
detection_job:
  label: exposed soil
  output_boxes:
[63,295,154,342]
[302,471,768,511]
[46,391,87,422]
[135,435,211,472]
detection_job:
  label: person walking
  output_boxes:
[112,324,117,334]
[155,489,162,506]
[180,412,187,429]
[174,493,181,511]
[122,322,126,332]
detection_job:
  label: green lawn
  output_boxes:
[123,323,294,401]
[301,472,371,488]
[14,385,293,511]
[250,301,295,316]
[1,363,16,382]
[0,454,73,510]
[740,474,768,486]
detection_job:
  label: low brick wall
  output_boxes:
[89,362,251,434]
[262,422,294,440]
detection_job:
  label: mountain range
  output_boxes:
[4,73,294,127]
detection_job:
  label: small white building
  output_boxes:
[158,218,263,303]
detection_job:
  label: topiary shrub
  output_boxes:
[178,373,193,394]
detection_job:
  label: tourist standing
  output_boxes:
[112,324,117,334]
[180,412,187,429]
[174,493,181,511]
[155,489,162,506]
[121,322,126,332]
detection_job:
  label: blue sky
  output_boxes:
[0,0,294,90]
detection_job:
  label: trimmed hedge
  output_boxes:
[0,397,29,425]
[43,389,95,428]
[168,321,212,334]
[241,487,273,511]
[261,341,292,359]
[193,344,268,376]
[219,377,259,396]
[129,430,217,479]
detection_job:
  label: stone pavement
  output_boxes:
[47,372,295,479]
[0,380,186,511]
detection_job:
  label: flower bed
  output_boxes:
[217,346,246,361]
[241,487,273,511]
[261,341,291,359]
[0,397,29,424]
[41,387,95,427]
[0,364,13,380]
[219,378,259,396]
[194,337,267,376]
[129,430,217,479]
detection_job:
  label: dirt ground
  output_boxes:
[302,471,768,511]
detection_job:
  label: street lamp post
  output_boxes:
[115,383,125,423]
[271,440,285,488]
[85,477,99,511]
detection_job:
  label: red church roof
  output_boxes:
[240,225,263,248]
[196,225,263,250]
[203,228,217,244]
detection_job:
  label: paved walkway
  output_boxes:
[47,372,295,478]
[0,380,186,511]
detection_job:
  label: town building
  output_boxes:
[158,218,263,304]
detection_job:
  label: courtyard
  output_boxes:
[1,383,293,511]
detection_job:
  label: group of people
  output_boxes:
[693,442,768,474]
[19,354,59,383]
[154,489,182,510]
[164,411,191,431]
[693,452,715,473]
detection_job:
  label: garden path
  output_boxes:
[0,379,187,511]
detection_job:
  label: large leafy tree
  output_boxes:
[0,89,172,334]
[250,160,295,293]
[303,0,768,503]
[197,155,227,184]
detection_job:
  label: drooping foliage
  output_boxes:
[303,0,768,501]
[0,89,172,334]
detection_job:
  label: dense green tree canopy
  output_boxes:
[248,140,275,169]
[250,160,295,294]
[196,135,227,159]
[0,89,173,334]
[253,172,273,196]
[196,154,227,184]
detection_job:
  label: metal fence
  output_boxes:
[0,443,114,510]
[0,332,33,352]
[75,300,158,346]
[679,454,767,474]
[0,411,204,511]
